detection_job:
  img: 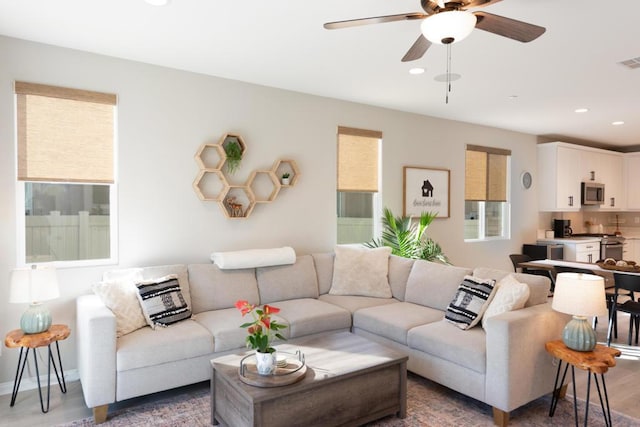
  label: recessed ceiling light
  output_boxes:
[507,95,518,100]
[612,121,625,126]
[144,0,169,6]
[409,67,425,75]
[574,108,589,113]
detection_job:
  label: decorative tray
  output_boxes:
[596,262,640,273]
[238,350,307,388]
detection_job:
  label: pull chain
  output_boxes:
[445,43,452,104]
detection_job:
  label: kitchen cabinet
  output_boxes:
[625,154,640,210]
[625,239,640,263]
[536,238,600,263]
[537,142,625,212]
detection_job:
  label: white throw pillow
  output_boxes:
[329,246,393,298]
[482,274,530,328]
[92,271,147,337]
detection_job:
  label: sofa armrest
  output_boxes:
[484,302,571,412]
[76,294,117,409]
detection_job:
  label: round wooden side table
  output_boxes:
[4,324,70,413]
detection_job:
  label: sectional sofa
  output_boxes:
[76,249,568,426]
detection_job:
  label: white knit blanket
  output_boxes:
[210,247,296,269]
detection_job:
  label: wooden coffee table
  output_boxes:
[211,331,408,427]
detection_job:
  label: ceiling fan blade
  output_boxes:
[464,0,502,8]
[420,0,440,14]
[473,11,545,42]
[324,12,426,30]
[401,35,432,62]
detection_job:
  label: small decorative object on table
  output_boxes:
[281,172,290,186]
[235,300,287,375]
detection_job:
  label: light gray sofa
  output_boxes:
[76,253,568,426]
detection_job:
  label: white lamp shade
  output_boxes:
[9,266,60,304]
[552,272,607,317]
[420,10,477,45]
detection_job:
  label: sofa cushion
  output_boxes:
[444,276,496,330]
[116,319,213,371]
[312,252,335,295]
[104,264,192,311]
[407,320,487,374]
[388,255,415,301]
[187,264,259,314]
[472,267,550,307]
[329,245,392,298]
[318,294,398,314]
[193,307,271,352]
[404,260,473,310]
[481,274,530,328]
[353,302,444,345]
[135,275,192,328]
[257,255,319,304]
[92,271,146,337]
[270,298,352,338]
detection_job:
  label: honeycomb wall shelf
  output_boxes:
[193,133,299,219]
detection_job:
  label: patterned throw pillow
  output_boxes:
[445,275,497,330]
[92,273,147,337]
[481,274,530,328]
[135,274,192,328]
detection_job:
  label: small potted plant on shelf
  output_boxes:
[235,300,287,375]
[224,138,243,174]
[281,172,291,186]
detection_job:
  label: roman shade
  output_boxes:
[15,81,117,183]
[465,145,510,202]
[337,126,381,193]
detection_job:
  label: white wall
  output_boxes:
[0,35,540,385]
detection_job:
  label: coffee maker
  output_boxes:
[553,219,573,238]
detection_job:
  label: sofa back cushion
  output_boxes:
[404,260,473,310]
[104,264,192,310]
[257,255,319,304]
[187,264,259,314]
[472,267,550,307]
[388,255,415,301]
[312,252,335,295]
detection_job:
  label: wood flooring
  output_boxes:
[1,312,639,427]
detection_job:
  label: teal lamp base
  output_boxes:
[562,315,597,352]
[20,302,52,334]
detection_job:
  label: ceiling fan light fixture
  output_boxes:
[421,10,477,45]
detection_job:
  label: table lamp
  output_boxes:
[551,272,607,351]
[9,265,60,334]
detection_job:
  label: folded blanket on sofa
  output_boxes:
[211,247,296,269]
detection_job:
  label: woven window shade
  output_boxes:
[337,127,381,193]
[15,82,116,183]
[465,145,510,202]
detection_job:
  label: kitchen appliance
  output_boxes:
[553,219,573,238]
[581,182,605,205]
[523,244,564,261]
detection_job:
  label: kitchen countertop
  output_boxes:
[536,237,601,244]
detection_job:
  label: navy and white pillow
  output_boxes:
[445,275,497,330]
[135,274,192,328]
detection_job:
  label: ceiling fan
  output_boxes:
[324,0,546,62]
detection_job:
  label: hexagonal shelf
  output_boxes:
[247,170,280,203]
[219,186,255,219]
[193,169,228,201]
[272,159,300,187]
[219,133,247,175]
[194,143,226,170]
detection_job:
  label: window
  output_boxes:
[336,126,381,244]
[15,82,117,265]
[464,145,511,241]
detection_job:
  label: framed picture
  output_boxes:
[403,166,450,218]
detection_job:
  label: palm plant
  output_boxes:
[365,207,450,264]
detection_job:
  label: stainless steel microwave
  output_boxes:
[581,182,605,205]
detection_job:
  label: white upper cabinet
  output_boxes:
[538,142,625,212]
[625,154,640,210]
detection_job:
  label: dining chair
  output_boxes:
[607,273,640,346]
[509,254,557,291]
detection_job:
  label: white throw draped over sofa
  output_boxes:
[77,247,568,426]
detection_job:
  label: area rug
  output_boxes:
[56,373,637,427]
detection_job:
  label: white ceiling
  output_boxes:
[1,0,639,149]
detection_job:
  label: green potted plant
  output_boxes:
[224,139,243,174]
[365,207,449,264]
[235,300,287,375]
[281,172,291,186]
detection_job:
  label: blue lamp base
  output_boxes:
[562,315,597,352]
[20,302,52,334]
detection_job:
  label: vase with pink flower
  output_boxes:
[235,300,287,375]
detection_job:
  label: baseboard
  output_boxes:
[0,369,79,396]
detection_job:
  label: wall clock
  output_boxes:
[520,171,532,189]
